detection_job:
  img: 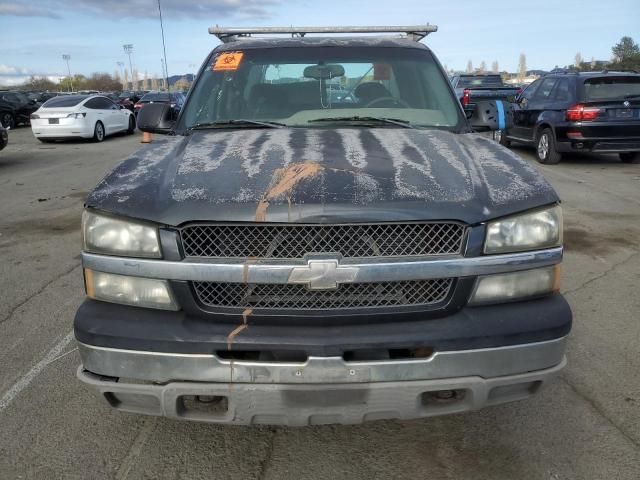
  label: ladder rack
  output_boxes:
[209,25,438,43]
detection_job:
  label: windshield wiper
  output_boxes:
[308,116,414,128]
[189,119,285,130]
[623,94,640,99]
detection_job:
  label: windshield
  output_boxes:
[457,76,504,88]
[141,93,170,102]
[582,76,640,101]
[42,95,88,108]
[178,46,464,130]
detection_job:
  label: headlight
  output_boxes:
[85,269,178,310]
[484,205,562,254]
[469,266,559,305]
[82,210,161,258]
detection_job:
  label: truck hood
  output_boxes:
[86,128,558,225]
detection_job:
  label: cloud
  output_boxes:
[0,64,63,87]
[0,3,60,18]
[0,0,278,20]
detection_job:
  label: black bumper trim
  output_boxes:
[74,295,572,356]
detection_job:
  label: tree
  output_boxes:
[610,36,640,71]
[123,70,129,90]
[132,69,139,90]
[491,61,499,73]
[591,57,596,70]
[143,71,149,90]
[466,60,473,73]
[84,73,121,91]
[24,76,57,91]
[574,52,583,70]
[151,76,159,91]
[174,76,191,91]
[479,61,486,74]
[518,53,527,82]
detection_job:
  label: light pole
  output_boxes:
[116,61,125,89]
[123,44,134,89]
[157,0,170,92]
[62,54,73,92]
[160,59,165,90]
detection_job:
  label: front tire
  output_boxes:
[1,112,15,129]
[536,128,561,164]
[619,152,639,163]
[126,115,135,134]
[93,121,105,142]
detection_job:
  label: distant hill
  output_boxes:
[167,74,195,86]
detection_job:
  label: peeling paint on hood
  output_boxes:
[86,128,559,226]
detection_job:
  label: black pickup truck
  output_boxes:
[451,74,521,110]
[75,25,570,425]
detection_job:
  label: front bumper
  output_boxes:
[77,338,566,425]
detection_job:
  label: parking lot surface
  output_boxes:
[0,126,639,479]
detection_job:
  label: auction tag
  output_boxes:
[213,52,244,71]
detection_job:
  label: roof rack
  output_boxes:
[209,25,438,43]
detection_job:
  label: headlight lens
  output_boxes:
[82,210,161,258]
[484,205,562,254]
[469,266,559,305]
[85,269,178,310]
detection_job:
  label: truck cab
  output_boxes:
[75,25,570,425]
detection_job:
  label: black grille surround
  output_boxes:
[180,222,467,259]
[192,279,455,310]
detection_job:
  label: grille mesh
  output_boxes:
[193,279,453,310]
[181,223,465,258]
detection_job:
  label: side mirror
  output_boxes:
[137,103,174,134]
[468,100,513,131]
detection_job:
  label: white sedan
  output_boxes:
[31,94,135,142]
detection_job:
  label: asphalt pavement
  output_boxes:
[0,126,638,479]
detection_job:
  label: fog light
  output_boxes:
[469,266,559,305]
[84,269,178,310]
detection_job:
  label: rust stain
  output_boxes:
[242,257,256,284]
[226,308,253,351]
[255,162,323,221]
[226,324,248,351]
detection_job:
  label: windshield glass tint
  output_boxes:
[42,95,88,108]
[457,76,503,88]
[583,77,640,100]
[179,46,463,129]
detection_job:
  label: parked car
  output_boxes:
[134,91,184,118]
[0,100,16,129]
[0,90,40,128]
[450,74,520,111]
[75,25,570,425]
[499,71,640,164]
[115,91,141,112]
[30,94,135,142]
[0,123,7,151]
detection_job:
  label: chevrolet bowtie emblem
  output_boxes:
[288,259,359,290]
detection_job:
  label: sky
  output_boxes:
[0,0,638,86]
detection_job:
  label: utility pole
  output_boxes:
[160,59,165,90]
[157,0,170,92]
[62,54,73,92]
[116,61,125,90]
[123,44,134,89]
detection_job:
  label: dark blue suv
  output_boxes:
[499,71,640,164]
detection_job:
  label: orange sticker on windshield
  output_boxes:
[213,52,244,71]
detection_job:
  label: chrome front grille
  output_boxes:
[180,222,466,259]
[192,279,454,310]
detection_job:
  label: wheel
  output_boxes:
[619,152,639,163]
[126,115,135,134]
[93,121,105,142]
[1,112,15,129]
[494,129,511,147]
[536,128,561,164]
